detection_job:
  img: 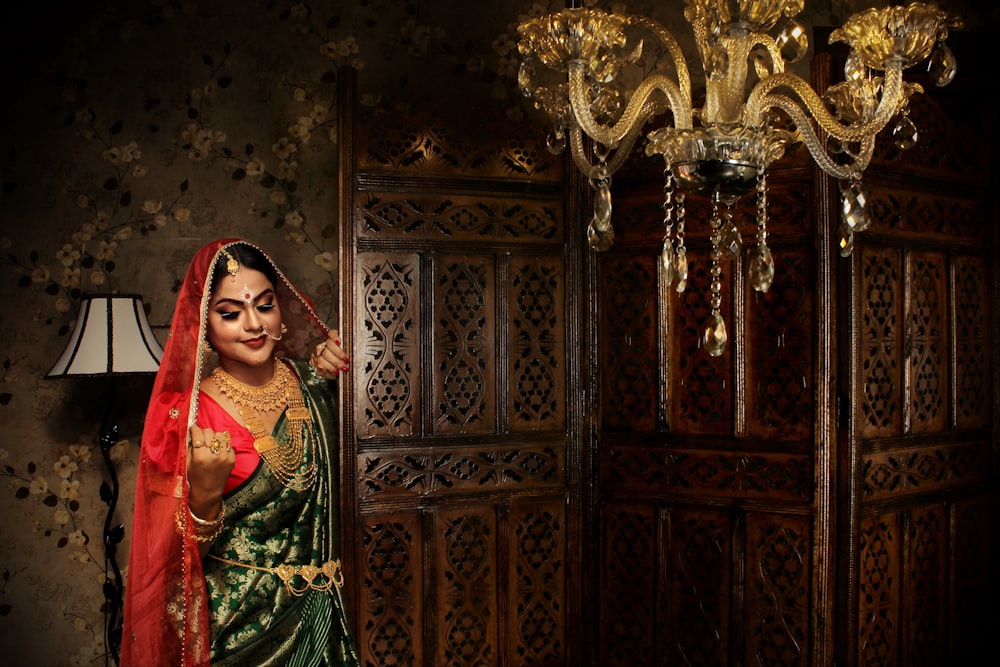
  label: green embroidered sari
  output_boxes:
[202,359,358,667]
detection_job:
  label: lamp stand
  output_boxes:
[98,379,125,667]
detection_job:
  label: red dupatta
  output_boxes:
[120,238,328,667]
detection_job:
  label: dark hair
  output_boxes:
[210,243,280,293]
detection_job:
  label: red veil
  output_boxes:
[120,238,328,667]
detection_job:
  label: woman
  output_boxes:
[121,238,359,667]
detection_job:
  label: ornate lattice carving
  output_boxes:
[439,511,496,666]
[745,514,810,667]
[904,506,946,664]
[510,257,565,431]
[601,255,658,432]
[908,252,947,433]
[606,447,812,501]
[858,513,899,667]
[359,193,561,242]
[358,102,561,179]
[861,247,901,437]
[861,441,990,499]
[512,505,564,662]
[360,445,562,499]
[868,189,988,242]
[362,517,421,667]
[360,256,418,437]
[954,256,990,429]
[747,246,813,440]
[434,257,493,434]
[670,509,729,666]
[601,505,656,666]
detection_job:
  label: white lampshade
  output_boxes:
[46,293,163,378]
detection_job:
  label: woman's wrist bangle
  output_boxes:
[175,501,226,543]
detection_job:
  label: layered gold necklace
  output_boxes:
[210,359,316,491]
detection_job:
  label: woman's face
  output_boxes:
[206,267,282,373]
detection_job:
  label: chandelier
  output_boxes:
[517,1,960,355]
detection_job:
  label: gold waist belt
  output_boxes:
[208,555,344,597]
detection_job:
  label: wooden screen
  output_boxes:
[337,68,583,667]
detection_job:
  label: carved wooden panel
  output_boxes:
[859,246,904,439]
[599,252,658,432]
[858,512,900,667]
[745,245,814,441]
[359,501,566,667]
[901,504,947,666]
[357,253,421,439]
[953,255,991,430]
[907,251,948,434]
[861,440,990,501]
[744,512,811,667]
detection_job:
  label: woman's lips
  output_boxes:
[243,336,266,348]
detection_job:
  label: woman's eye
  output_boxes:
[219,311,239,320]
[258,303,275,312]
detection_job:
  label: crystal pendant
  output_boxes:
[892,116,918,151]
[546,128,566,155]
[517,61,535,98]
[841,181,872,232]
[927,44,957,87]
[718,223,742,261]
[587,220,615,252]
[704,311,727,357]
[837,221,855,257]
[706,44,729,79]
[843,51,865,81]
[776,19,808,63]
[749,243,775,293]
[594,180,612,227]
[674,247,688,293]
[661,240,675,287]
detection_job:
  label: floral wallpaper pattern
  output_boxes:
[0,0,988,664]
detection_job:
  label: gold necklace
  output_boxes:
[210,360,316,491]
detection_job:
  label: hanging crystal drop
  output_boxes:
[749,243,775,293]
[892,115,918,151]
[674,246,688,293]
[718,222,742,261]
[517,60,535,98]
[546,128,566,155]
[927,43,957,87]
[843,51,865,81]
[841,180,872,232]
[706,44,729,80]
[661,239,676,288]
[837,221,855,257]
[704,311,728,357]
[776,19,808,63]
[587,178,614,252]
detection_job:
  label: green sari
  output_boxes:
[202,359,358,667]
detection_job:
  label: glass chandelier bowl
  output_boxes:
[517,0,960,355]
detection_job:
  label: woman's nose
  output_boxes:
[244,308,262,331]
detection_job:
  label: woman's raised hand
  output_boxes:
[186,425,235,520]
[310,328,350,378]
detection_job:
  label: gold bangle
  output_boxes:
[175,501,226,543]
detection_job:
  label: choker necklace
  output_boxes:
[210,360,316,491]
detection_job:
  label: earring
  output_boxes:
[201,339,212,353]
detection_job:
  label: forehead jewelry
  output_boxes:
[221,248,240,281]
[240,284,256,305]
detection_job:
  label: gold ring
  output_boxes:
[315,341,327,356]
[192,440,205,449]
[209,431,231,455]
